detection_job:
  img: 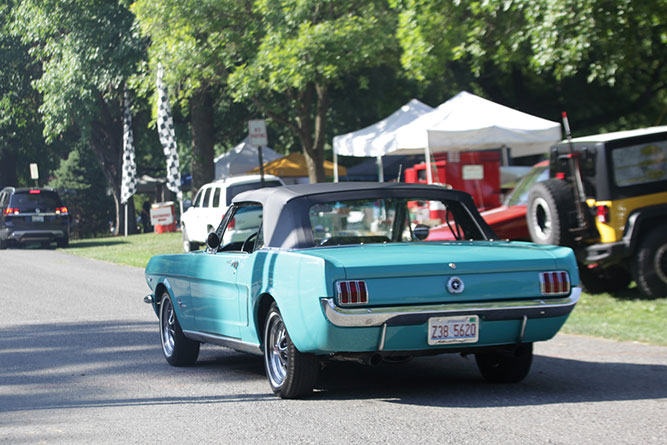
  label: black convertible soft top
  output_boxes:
[231,182,493,249]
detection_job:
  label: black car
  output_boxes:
[0,187,70,248]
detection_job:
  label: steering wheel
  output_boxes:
[241,232,258,253]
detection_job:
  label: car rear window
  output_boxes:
[308,197,484,247]
[226,180,282,205]
[9,190,62,212]
[612,141,667,187]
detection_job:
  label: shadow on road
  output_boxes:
[312,353,667,406]
[1,320,665,411]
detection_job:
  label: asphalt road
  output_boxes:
[1,248,666,444]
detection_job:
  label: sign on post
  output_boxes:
[30,163,39,180]
[248,119,268,187]
[248,120,268,146]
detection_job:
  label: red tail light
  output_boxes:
[540,271,570,295]
[336,280,369,305]
[3,208,19,215]
[228,217,236,229]
[596,205,609,223]
[55,207,69,215]
[29,190,41,194]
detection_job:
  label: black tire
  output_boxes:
[57,235,69,248]
[182,226,199,253]
[263,303,319,398]
[579,264,632,294]
[475,343,533,383]
[0,236,7,249]
[633,227,667,299]
[526,179,575,246]
[159,292,200,366]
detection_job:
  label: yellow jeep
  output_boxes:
[526,126,667,298]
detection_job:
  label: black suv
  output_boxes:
[0,187,70,248]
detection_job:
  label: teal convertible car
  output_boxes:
[144,182,580,398]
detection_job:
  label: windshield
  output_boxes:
[226,180,282,205]
[308,197,484,247]
[505,166,549,207]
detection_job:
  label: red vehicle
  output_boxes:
[428,161,549,241]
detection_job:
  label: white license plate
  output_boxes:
[32,215,44,222]
[428,315,479,345]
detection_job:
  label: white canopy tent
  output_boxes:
[391,91,561,183]
[214,137,282,179]
[332,99,434,182]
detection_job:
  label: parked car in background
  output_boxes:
[0,187,70,248]
[428,161,549,241]
[180,174,284,252]
[144,182,580,398]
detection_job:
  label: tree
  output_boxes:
[12,0,145,234]
[229,0,399,183]
[49,143,114,237]
[0,0,68,187]
[131,0,256,195]
[392,0,667,133]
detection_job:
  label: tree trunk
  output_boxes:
[90,94,137,236]
[297,82,327,183]
[0,149,18,187]
[190,88,215,196]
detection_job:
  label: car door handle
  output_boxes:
[228,260,239,269]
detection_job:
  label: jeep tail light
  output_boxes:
[539,271,570,295]
[336,280,368,305]
[3,208,19,215]
[596,205,609,223]
[55,207,69,215]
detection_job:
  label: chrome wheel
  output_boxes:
[263,303,319,398]
[160,297,176,358]
[265,311,288,388]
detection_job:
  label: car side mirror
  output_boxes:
[206,231,220,250]
[413,224,430,241]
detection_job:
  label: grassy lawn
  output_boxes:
[62,232,183,268]
[562,286,667,345]
[60,232,667,346]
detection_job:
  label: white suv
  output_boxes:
[180,174,284,251]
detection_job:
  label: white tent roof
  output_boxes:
[214,137,282,179]
[333,99,434,157]
[392,91,561,157]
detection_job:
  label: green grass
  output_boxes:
[59,233,667,345]
[562,285,667,345]
[61,232,183,268]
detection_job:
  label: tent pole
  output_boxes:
[124,203,128,237]
[333,152,339,183]
[424,146,433,184]
[377,156,384,183]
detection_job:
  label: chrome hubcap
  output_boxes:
[161,298,176,357]
[266,312,288,388]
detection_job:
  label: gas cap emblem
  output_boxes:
[447,276,464,294]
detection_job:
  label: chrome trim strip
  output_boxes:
[321,287,581,328]
[182,330,262,355]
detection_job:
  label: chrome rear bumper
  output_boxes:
[321,288,581,328]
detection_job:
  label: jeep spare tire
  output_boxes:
[526,179,575,246]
